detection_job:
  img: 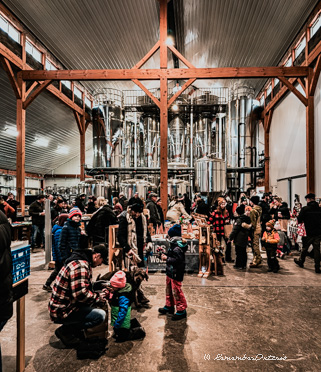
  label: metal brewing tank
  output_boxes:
[195,157,226,193]
[144,116,159,167]
[168,115,186,164]
[167,179,191,196]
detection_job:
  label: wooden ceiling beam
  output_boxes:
[132,41,160,69]
[73,111,84,135]
[278,76,308,106]
[25,81,38,98]
[0,42,23,69]
[132,79,161,108]
[167,78,196,108]
[0,56,21,99]
[309,55,321,96]
[167,45,196,69]
[19,66,308,81]
[23,80,53,109]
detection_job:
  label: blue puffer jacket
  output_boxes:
[52,224,63,263]
[58,219,81,263]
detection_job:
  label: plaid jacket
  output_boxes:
[209,210,230,237]
[48,251,104,320]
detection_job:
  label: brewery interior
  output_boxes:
[2,0,321,371]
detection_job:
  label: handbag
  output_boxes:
[297,223,306,237]
[224,224,233,238]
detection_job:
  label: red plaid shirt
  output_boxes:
[48,259,104,320]
[209,210,230,237]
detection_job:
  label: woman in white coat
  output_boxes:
[166,196,192,222]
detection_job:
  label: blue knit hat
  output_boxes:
[168,224,181,238]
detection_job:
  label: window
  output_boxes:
[62,80,71,89]
[74,86,82,99]
[274,78,279,86]
[0,14,20,43]
[260,95,264,106]
[310,14,321,38]
[26,40,42,62]
[45,58,57,71]
[267,84,272,96]
[284,56,292,67]
[85,97,91,107]
[295,37,306,59]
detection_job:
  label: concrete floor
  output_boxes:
[2,250,321,372]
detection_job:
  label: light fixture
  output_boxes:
[166,36,175,46]
[172,104,179,111]
[56,145,69,154]
[34,136,49,147]
[3,126,18,137]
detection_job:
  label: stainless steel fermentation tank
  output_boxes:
[195,157,226,193]
[78,179,113,200]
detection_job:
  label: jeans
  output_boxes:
[299,234,321,268]
[0,320,8,372]
[45,261,63,287]
[31,224,45,248]
[61,306,106,331]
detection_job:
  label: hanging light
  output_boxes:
[34,136,49,147]
[3,126,18,137]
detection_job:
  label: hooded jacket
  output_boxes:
[110,283,133,329]
[86,204,117,241]
[298,201,321,237]
[0,210,13,322]
[52,224,63,263]
[166,201,192,222]
[146,199,161,226]
[194,199,210,217]
[250,205,262,230]
[28,199,45,226]
[166,241,188,282]
[48,249,105,320]
[229,214,251,247]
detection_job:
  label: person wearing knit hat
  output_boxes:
[59,207,83,262]
[249,195,263,267]
[262,219,280,273]
[109,271,146,342]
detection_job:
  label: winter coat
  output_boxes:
[52,224,63,263]
[86,204,117,242]
[279,202,291,220]
[146,200,161,226]
[0,210,13,322]
[86,202,97,214]
[113,203,123,217]
[209,209,230,237]
[74,197,85,212]
[166,241,187,282]
[48,249,105,321]
[259,200,270,225]
[166,202,191,222]
[110,283,133,329]
[157,204,165,225]
[28,200,45,226]
[229,214,251,248]
[297,201,321,237]
[250,205,262,231]
[276,230,286,247]
[6,199,19,221]
[59,219,81,262]
[262,230,280,249]
[128,196,144,208]
[194,200,210,217]
[119,196,128,210]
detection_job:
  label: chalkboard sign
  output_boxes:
[147,239,199,272]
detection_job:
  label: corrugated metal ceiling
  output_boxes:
[0,0,319,174]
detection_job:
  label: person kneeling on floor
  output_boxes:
[48,245,110,348]
[158,237,188,320]
[109,271,146,343]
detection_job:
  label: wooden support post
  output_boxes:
[159,0,167,69]
[306,67,315,193]
[16,296,25,372]
[264,129,270,193]
[80,115,86,181]
[16,77,26,215]
[160,77,168,214]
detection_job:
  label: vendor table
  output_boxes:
[11,222,32,242]
[147,238,199,272]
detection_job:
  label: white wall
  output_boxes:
[314,74,321,197]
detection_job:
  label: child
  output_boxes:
[261,220,280,273]
[43,213,68,292]
[274,221,289,258]
[228,205,252,270]
[59,207,82,262]
[158,237,188,320]
[109,271,146,343]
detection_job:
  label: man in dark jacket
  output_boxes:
[259,193,271,234]
[146,193,161,229]
[0,210,13,372]
[118,193,128,210]
[6,192,19,221]
[229,205,252,269]
[75,194,86,212]
[194,193,210,217]
[29,194,46,251]
[128,192,144,208]
[49,245,110,347]
[86,204,117,246]
[294,193,321,273]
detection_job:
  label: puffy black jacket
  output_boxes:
[28,200,45,226]
[0,210,13,322]
[298,201,321,237]
[86,205,117,241]
[166,241,188,282]
[229,214,251,247]
[259,200,270,224]
[59,219,81,262]
[194,200,210,217]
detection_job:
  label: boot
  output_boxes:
[158,306,174,315]
[171,310,187,321]
[55,326,81,348]
[294,258,304,268]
